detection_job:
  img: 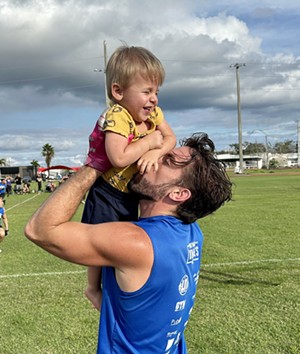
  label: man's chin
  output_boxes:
[128,175,154,201]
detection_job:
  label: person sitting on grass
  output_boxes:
[22,182,31,194]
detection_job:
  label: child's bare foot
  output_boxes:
[85,288,102,311]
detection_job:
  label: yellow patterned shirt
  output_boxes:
[102,104,164,192]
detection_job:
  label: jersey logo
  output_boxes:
[187,241,199,265]
[178,275,189,296]
[175,300,186,312]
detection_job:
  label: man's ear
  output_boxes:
[111,83,123,101]
[169,188,191,202]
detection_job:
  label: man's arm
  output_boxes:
[24,166,153,292]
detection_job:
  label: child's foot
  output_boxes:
[85,288,102,311]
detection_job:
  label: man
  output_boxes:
[14,174,22,194]
[5,177,12,197]
[25,132,232,353]
[0,178,6,200]
[0,197,9,252]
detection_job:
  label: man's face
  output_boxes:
[129,146,192,201]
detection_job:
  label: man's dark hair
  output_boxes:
[175,132,232,223]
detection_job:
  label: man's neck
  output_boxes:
[139,199,177,219]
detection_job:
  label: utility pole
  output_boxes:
[94,40,110,107]
[230,63,246,173]
[103,40,109,107]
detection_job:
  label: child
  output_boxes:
[82,46,176,310]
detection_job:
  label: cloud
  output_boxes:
[1,0,300,166]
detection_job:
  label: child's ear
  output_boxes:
[111,83,123,101]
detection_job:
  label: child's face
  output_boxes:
[117,74,159,123]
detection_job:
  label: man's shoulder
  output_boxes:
[105,221,146,237]
[103,221,152,260]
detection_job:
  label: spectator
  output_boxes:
[14,174,22,194]
[36,173,43,193]
[45,181,56,193]
[0,178,6,200]
[0,196,9,253]
[23,181,30,194]
[5,177,12,197]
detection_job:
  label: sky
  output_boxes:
[1,0,300,167]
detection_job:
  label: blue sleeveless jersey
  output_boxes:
[0,207,5,224]
[97,215,203,353]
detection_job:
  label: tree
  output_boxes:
[0,158,6,167]
[41,144,55,175]
[269,159,279,169]
[228,142,260,154]
[273,140,296,154]
[243,142,266,154]
[30,160,40,177]
[229,143,239,154]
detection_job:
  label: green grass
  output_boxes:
[1,175,299,353]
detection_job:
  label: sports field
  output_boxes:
[0,173,299,354]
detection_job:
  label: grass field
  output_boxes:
[0,174,299,354]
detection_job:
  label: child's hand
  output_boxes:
[145,131,164,150]
[137,150,161,174]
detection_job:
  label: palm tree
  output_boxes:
[30,160,40,177]
[41,144,55,176]
[0,158,6,166]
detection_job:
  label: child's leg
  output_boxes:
[85,266,102,311]
[82,178,139,310]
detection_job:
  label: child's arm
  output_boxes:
[105,130,164,168]
[137,120,176,174]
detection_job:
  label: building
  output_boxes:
[0,165,35,179]
[217,154,263,170]
[217,152,299,171]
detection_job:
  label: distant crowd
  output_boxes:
[0,173,73,199]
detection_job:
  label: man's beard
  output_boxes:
[128,173,178,201]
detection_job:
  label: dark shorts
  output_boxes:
[81,177,139,224]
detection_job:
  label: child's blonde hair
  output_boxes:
[106,46,165,101]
